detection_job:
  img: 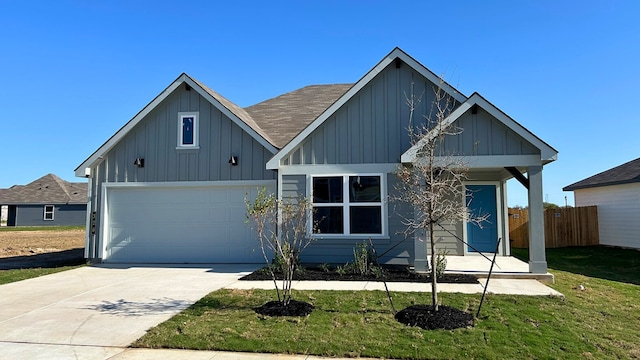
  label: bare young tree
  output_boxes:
[395,79,486,311]
[245,188,315,306]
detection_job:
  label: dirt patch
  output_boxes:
[0,229,85,269]
[0,229,85,258]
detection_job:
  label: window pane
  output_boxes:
[313,177,343,203]
[182,117,194,145]
[349,176,381,202]
[349,206,381,234]
[314,206,343,234]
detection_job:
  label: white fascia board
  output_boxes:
[266,48,468,170]
[74,74,188,177]
[276,163,400,175]
[184,76,278,155]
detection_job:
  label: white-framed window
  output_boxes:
[43,205,54,221]
[311,174,386,236]
[177,112,199,148]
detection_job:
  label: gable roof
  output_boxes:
[563,157,640,191]
[265,47,467,169]
[246,84,353,148]
[0,174,87,205]
[401,92,558,164]
[74,73,278,177]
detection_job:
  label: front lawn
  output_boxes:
[134,246,640,359]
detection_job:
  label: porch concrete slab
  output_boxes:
[444,255,555,282]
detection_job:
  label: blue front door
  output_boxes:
[466,185,498,253]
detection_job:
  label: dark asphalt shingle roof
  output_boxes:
[563,157,640,191]
[245,84,353,148]
[0,174,87,205]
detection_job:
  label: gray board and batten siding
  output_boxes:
[440,106,539,157]
[283,63,446,166]
[278,64,442,264]
[85,84,277,260]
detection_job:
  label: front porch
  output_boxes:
[443,255,554,283]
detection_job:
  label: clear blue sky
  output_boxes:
[1,1,639,207]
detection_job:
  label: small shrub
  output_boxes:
[435,249,449,278]
[319,263,331,273]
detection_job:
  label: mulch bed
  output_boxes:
[254,299,314,317]
[395,304,474,330]
[240,266,478,284]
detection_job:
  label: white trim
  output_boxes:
[462,181,504,256]
[102,180,276,189]
[277,163,399,175]
[177,112,199,149]
[308,173,388,238]
[43,205,55,221]
[266,48,467,170]
[410,155,544,169]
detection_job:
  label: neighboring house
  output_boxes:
[75,48,557,273]
[0,174,87,227]
[564,157,640,249]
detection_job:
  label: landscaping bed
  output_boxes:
[240,266,479,284]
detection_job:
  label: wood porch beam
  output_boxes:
[505,167,529,190]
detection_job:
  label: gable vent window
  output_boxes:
[177,112,199,149]
[43,205,54,221]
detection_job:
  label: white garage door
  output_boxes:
[103,182,275,263]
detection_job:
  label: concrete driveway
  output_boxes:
[0,264,258,359]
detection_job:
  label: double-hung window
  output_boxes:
[177,112,199,148]
[311,175,384,236]
[43,205,54,221]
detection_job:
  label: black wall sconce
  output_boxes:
[133,157,145,168]
[228,156,238,166]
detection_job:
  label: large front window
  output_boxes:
[312,175,384,235]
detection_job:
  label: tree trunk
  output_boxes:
[429,221,438,311]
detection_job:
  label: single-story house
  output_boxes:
[564,157,640,249]
[0,174,87,227]
[75,48,557,273]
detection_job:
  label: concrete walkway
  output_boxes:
[0,264,562,360]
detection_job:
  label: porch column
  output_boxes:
[527,165,547,273]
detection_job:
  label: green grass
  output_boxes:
[0,266,83,285]
[0,225,84,232]
[134,246,640,359]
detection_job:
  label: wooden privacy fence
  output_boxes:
[509,206,599,248]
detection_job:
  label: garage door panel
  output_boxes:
[104,183,273,263]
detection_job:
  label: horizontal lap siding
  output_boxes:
[14,204,86,226]
[575,184,640,249]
